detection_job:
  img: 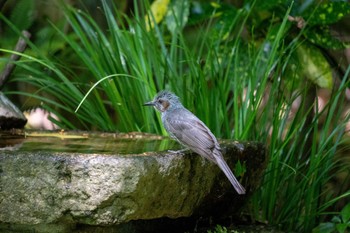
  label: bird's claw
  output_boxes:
[168,148,188,154]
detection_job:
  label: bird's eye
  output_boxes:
[158,99,164,104]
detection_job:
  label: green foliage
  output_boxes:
[9,0,35,31]
[187,1,219,25]
[254,69,350,231]
[295,43,333,89]
[207,225,237,233]
[0,0,36,70]
[304,26,349,50]
[234,160,246,178]
[303,1,350,49]
[1,0,350,233]
[305,2,350,26]
[313,202,350,233]
[165,0,190,35]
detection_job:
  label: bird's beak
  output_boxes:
[143,101,155,106]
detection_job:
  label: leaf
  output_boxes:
[312,222,335,233]
[145,0,170,31]
[341,202,350,223]
[166,0,190,35]
[235,160,246,177]
[331,215,342,224]
[336,223,348,233]
[305,2,350,26]
[304,26,350,49]
[295,43,333,89]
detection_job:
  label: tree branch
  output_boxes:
[0,30,31,90]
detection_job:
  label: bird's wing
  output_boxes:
[164,109,218,162]
[165,109,246,195]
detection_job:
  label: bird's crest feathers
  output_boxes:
[155,91,179,102]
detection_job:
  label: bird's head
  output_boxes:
[143,91,182,112]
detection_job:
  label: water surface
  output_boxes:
[0,131,179,155]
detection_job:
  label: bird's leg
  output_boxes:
[168,148,189,154]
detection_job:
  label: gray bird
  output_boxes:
[144,91,246,195]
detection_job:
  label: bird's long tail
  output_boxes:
[215,155,246,195]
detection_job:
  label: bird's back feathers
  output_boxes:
[162,107,246,194]
[163,108,218,162]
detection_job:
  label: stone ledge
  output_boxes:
[0,132,266,233]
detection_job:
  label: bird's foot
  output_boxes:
[168,148,189,154]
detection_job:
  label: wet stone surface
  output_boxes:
[0,131,266,233]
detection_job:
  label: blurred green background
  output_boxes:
[1,0,350,232]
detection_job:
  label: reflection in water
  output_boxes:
[0,132,181,154]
